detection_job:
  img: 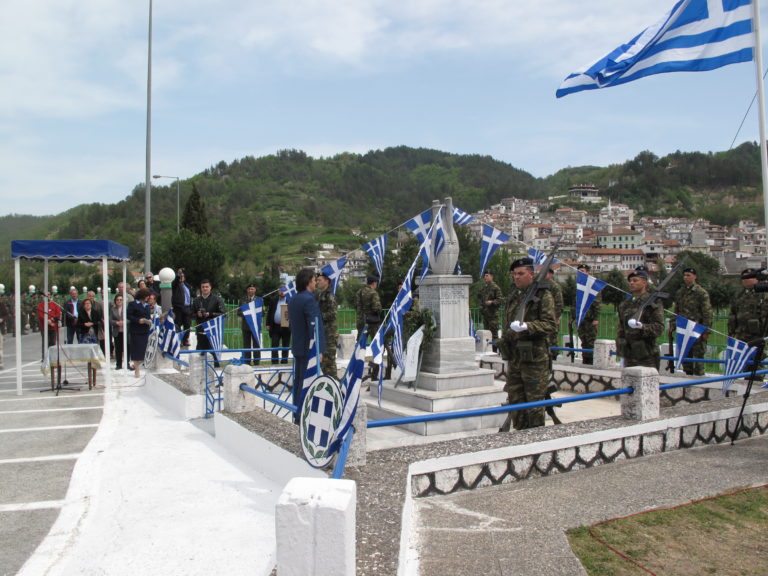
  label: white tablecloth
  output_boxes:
[44,344,105,374]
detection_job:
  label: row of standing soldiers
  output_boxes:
[478,261,768,433]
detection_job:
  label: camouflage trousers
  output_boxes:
[481,313,499,340]
[578,324,597,365]
[682,338,706,376]
[321,331,338,379]
[500,359,549,431]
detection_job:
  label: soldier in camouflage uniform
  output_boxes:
[355,275,382,379]
[478,270,503,348]
[617,270,665,369]
[674,267,712,376]
[315,272,338,378]
[728,268,768,378]
[573,264,601,365]
[545,268,564,361]
[499,257,557,432]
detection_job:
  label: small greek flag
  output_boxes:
[557,0,754,98]
[239,297,263,347]
[201,314,225,362]
[723,336,757,394]
[479,224,510,276]
[363,235,387,282]
[320,256,347,295]
[575,270,607,327]
[302,320,321,395]
[281,282,297,301]
[453,206,474,226]
[433,207,446,258]
[404,209,433,244]
[159,310,181,358]
[327,332,368,454]
[674,315,708,372]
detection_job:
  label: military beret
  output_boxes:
[576,263,591,272]
[635,265,649,272]
[682,267,697,275]
[483,269,493,276]
[246,283,256,288]
[628,270,648,280]
[741,268,759,279]
[366,275,378,285]
[510,257,535,271]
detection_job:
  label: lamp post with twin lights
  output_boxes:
[152,175,180,233]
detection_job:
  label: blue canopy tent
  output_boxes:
[11,240,131,394]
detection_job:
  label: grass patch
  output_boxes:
[567,485,768,575]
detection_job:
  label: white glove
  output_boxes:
[509,321,528,333]
[628,318,643,329]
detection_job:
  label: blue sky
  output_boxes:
[1,0,766,216]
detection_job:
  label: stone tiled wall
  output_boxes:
[411,408,768,498]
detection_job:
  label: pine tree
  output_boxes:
[181,183,209,235]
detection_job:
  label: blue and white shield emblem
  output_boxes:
[300,375,343,468]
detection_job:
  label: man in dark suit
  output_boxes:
[287,268,324,424]
[64,287,81,344]
[171,268,193,346]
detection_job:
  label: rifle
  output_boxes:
[666,317,676,373]
[514,239,561,323]
[631,258,687,323]
[567,309,575,363]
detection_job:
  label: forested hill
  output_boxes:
[1,142,763,272]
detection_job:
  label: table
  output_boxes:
[45,344,105,390]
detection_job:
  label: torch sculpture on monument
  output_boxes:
[368,197,505,435]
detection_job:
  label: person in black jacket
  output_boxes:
[192,279,226,367]
[171,268,193,346]
[127,288,153,378]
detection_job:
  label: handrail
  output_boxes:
[367,387,633,428]
[239,383,298,413]
[331,427,356,479]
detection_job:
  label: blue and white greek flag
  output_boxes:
[479,224,510,276]
[453,206,474,226]
[159,310,181,358]
[388,278,414,372]
[302,320,321,394]
[575,271,607,327]
[433,207,446,258]
[363,235,387,282]
[239,297,263,347]
[201,314,225,362]
[557,0,754,98]
[320,256,347,295]
[528,247,548,266]
[281,282,297,301]
[723,336,757,394]
[328,332,368,454]
[404,209,433,244]
[674,315,708,372]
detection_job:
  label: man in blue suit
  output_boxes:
[287,268,324,424]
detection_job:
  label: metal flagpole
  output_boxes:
[752,0,768,258]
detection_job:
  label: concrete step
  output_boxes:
[416,368,497,392]
[367,379,506,413]
[364,395,507,436]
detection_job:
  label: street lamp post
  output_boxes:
[153,175,180,233]
[145,0,153,275]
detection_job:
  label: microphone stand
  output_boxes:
[42,301,82,395]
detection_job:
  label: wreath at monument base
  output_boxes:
[403,308,434,352]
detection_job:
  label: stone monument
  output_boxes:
[366,198,505,435]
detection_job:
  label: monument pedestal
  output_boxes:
[365,274,506,435]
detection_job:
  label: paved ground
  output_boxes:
[2,328,766,576]
[413,434,768,576]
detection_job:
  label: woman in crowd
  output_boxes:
[127,288,152,378]
[110,293,127,370]
[77,298,102,346]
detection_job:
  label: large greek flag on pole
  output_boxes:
[404,209,433,244]
[556,0,754,98]
[320,256,347,295]
[722,336,757,393]
[674,315,708,372]
[575,271,607,327]
[201,314,225,362]
[363,235,387,282]
[238,297,263,347]
[479,224,510,276]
